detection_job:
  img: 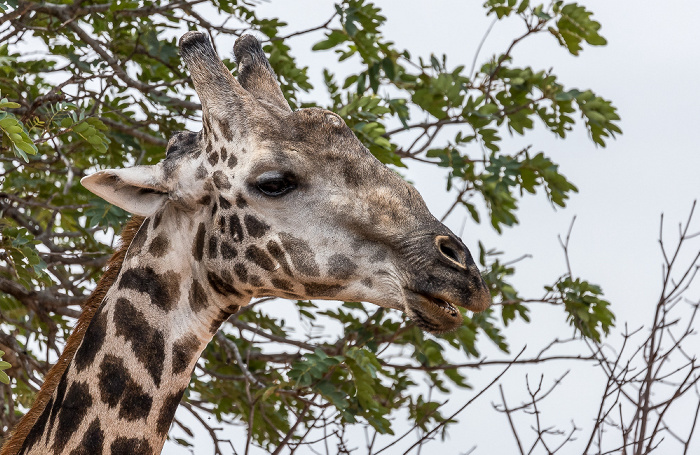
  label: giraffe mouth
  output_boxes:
[402,289,463,333]
[421,294,459,317]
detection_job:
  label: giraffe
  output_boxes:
[1,32,490,454]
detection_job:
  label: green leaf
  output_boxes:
[312,30,348,51]
[552,3,607,56]
[548,276,615,341]
[0,109,37,162]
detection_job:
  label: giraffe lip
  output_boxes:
[418,293,459,317]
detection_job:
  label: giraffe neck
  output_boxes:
[17,211,250,455]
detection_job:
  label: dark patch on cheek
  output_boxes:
[205,142,213,155]
[218,117,235,142]
[228,154,238,168]
[207,149,219,166]
[245,245,276,271]
[220,146,228,162]
[198,194,212,206]
[148,233,170,258]
[119,381,153,422]
[221,241,237,260]
[69,417,104,455]
[74,304,107,372]
[118,267,179,312]
[229,215,244,242]
[129,218,150,255]
[244,215,270,238]
[302,282,345,297]
[172,333,200,375]
[110,436,152,455]
[271,278,293,292]
[97,354,129,408]
[233,263,248,283]
[279,233,320,276]
[235,193,247,208]
[219,195,232,210]
[114,298,165,387]
[219,215,227,234]
[266,240,293,276]
[189,279,208,313]
[361,277,373,288]
[207,270,242,297]
[53,381,92,454]
[327,254,358,280]
[194,222,206,261]
[211,201,218,216]
[208,236,218,259]
[156,388,187,437]
[195,164,207,180]
[213,170,231,190]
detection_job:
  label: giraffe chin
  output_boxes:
[403,290,464,334]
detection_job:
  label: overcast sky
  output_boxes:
[148,1,700,453]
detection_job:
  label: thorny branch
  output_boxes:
[494,203,700,454]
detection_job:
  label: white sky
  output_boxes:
[161,1,700,453]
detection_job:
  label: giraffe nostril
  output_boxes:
[440,244,460,263]
[436,235,467,269]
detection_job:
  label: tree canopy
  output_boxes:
[0,0,621,452]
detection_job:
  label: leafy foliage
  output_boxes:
[0,226,47,289]
[0,95,37,162]
[548,276,614,342]
[0,0,619,451]
[0,351,9,386]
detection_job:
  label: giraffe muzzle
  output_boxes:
[399,231,491,333]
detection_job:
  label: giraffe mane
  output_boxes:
[0,216,145,455]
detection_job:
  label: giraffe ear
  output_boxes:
[81,166,169,217]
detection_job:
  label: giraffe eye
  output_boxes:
[255,171,297,197]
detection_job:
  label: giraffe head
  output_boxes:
[81,32,490,334]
